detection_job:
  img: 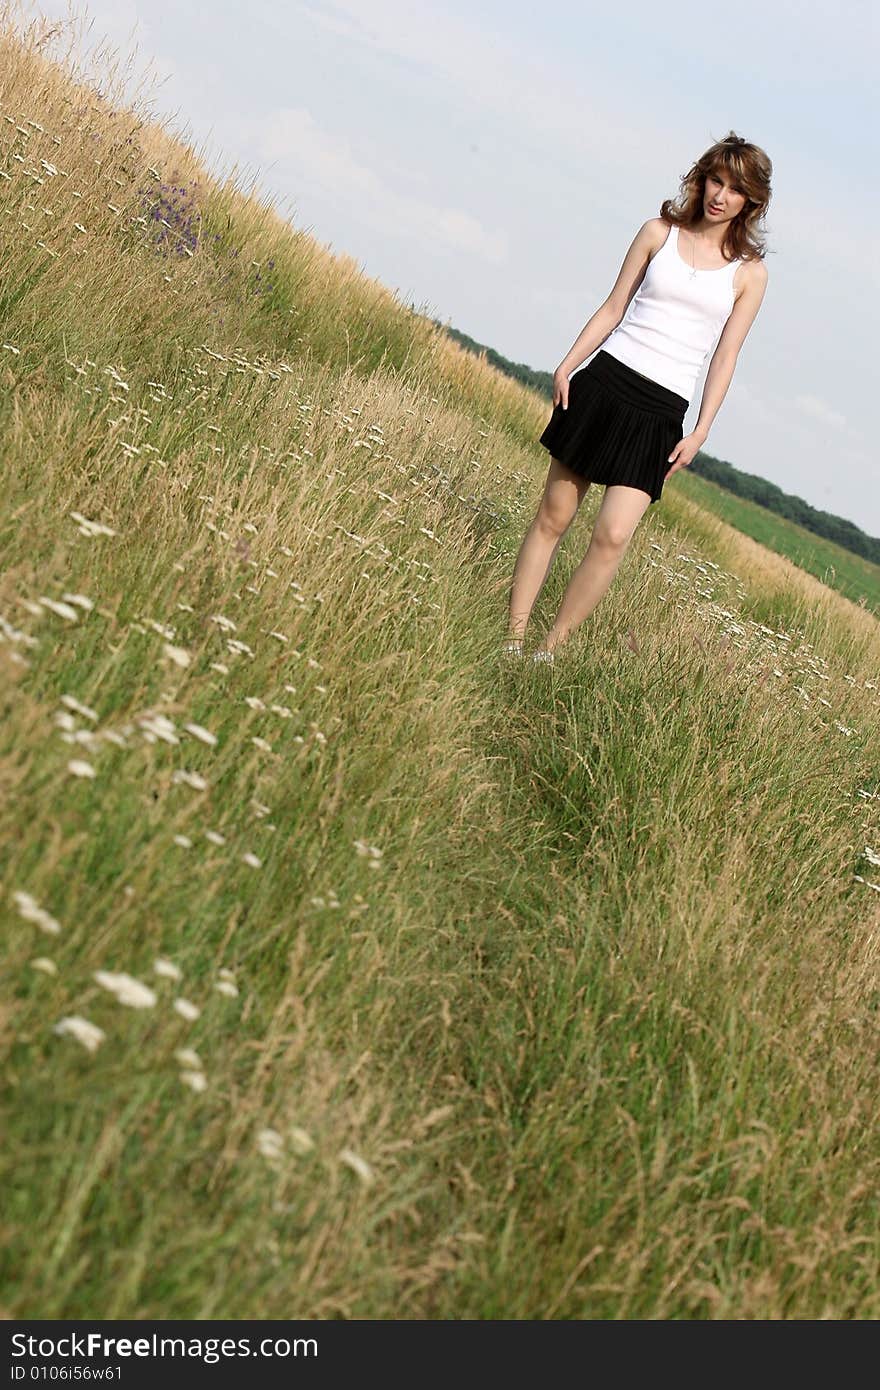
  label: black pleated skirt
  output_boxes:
[538,349,689,504]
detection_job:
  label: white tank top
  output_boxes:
[600,223,742,404]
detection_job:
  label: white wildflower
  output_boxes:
[180,1070,208,1093]
[163,643,191,668]
[69,511,117,538]
[53,1015,105,1053]
[93,970,157,1009]
[13,890,61,935]
[289,1127,315,1156]
[257,1128,284,1160]
[68,759,96,779]
[31,957,58,976]
[171,769,209,791]
[174,1047,202,1069]
[61,694,98,721]
[338,1148,374,1185]
[174,997,201,1021]
[183,722,217,746]
[39,596,80,621]
[353,839,383,860]
[137,713,179,744]
[154,957,182,981]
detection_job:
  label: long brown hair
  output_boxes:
[660,131,773,264]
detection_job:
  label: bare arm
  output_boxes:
[553,220,664,404]
[692,261,769,442]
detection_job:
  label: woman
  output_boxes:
[505,131,772,665]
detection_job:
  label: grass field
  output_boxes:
[2,5,880,1319]
[674,467,880,616]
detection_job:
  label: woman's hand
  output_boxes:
[552,366,571,410]
[665,431,705,478]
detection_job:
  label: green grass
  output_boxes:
[2,8,880,1320]
[673,467,880,614]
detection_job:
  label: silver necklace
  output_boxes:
[686,229,704,279]
[685,227,719,279]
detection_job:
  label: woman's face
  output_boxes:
[703,168,748,225]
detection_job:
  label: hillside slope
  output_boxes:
[2,8,880,1319]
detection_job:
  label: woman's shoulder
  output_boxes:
[637,216,673,254]
[644,215,671,240]
[742,256,768,283]
[733,255,768,305]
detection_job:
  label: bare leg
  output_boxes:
[539,484,653,653]
[507,456,591,640]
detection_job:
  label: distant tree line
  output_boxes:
[436,320,880,564]
[437,322,554,398]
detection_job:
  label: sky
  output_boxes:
[18,0,880,536]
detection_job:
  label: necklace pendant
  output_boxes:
[688,268,697,279]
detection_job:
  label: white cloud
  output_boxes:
[793,393,860,438]
[289,0,675,186]
[244,105,507,261]
[297,1,377,45]
[291,2,878,295]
